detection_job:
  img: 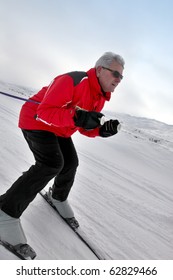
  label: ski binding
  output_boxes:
[0,239,36,260]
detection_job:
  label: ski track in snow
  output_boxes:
[0,82,173,260]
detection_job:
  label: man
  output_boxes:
[0,52,125,247]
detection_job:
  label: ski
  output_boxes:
[40,189,105,260]
[0,239,36,260]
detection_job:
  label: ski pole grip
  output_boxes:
[100,116,107,125]
[117,123,121,131]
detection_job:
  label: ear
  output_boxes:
[96,66,102,77]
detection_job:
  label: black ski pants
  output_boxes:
[0,130,79,218]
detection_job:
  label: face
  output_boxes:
[96,61,124,92]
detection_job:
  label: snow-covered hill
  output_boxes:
[0,81,172,260]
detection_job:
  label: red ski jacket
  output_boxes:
[19,68,111,138]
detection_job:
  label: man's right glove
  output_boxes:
[99,119,120,137]
[74,109,104,130]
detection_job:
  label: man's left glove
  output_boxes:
[99,119,120,137]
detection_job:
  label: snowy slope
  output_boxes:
[0,81,172,260]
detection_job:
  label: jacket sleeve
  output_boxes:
[78,127,100,138]
[36,75,76,127]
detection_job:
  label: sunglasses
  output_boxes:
[102,66,123,80]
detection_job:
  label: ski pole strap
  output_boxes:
[0,91,40,104]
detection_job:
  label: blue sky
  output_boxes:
[0,0,173,124]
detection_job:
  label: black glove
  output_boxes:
[74,109,104,130]
[99,119,120,137]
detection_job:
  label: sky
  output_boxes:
[0,0,173,124]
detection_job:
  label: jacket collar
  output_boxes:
[87,68,111,101]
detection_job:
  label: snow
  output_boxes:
[0,81,172,260]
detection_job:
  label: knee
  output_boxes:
[37,150,65,173]
[73,155,79,170]
[69,153,79,170]
[64,155,79,174]
[37,158,64,177]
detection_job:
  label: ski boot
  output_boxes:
[47,187,79,230]
[0,209,36,259]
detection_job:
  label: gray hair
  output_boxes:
[95,52,125,69]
